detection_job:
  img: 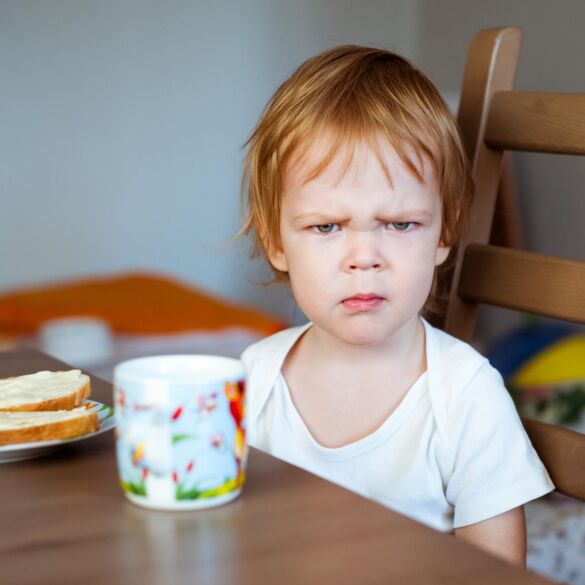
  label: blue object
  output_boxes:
[487,322,577,379]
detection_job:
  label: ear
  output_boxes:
[267,245,289,273]
[435,243,450,267]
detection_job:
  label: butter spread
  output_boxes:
[0,370,87,408]
[0,407,93,430]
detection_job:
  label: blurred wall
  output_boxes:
[0,0,419,324]
[415,0,585,343]
[2,1,583,337]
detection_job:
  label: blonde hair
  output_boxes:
[240,45,473,315]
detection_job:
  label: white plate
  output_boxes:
[0,400,115,463]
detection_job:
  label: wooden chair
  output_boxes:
[443,27,585,501]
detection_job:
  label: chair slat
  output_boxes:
[486,91,585,154]
[458,244,585,324]
[522,418,585,500]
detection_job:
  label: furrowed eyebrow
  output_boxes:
[382,210,433,220]
[293,209,434,222]
[293,213,343,222]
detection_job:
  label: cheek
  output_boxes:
[286,233,332,264]
[288,245,331,282]
[286,241,337,297]
[392,239,441,283]
[287,264,330,317]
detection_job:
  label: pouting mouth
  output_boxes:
[342,294,384,302]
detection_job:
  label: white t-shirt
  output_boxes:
[241,317,554,532]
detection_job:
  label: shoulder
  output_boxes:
[241,323,311,369]
[240,323,311,441]
[425,320,506,413]
[425,321,520,436]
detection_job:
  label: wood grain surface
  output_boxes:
[486,91,585,154]
[459,244,585,324]
[0,350,552,585]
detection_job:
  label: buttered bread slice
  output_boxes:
[0,406,99,445]
[0,370,91,412]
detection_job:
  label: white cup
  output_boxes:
[39,317,113,367]
[114,354,247,510]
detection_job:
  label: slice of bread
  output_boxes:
[0,370,91,412]
[0,405,99,446]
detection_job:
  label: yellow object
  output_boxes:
[512,334,585,387]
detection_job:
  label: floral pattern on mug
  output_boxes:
[115,360,247,508]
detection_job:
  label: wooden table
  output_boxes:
[0,350,552,585]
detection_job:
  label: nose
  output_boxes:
[343,232,386,272]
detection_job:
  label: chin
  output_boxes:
[335,321,392,346]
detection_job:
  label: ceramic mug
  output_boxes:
[114,355,247,510]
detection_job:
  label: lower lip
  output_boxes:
[341,297,384,312]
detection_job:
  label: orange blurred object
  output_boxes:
[0,272,285,336]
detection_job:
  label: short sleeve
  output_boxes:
[441,362,555,528]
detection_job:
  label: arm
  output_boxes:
[454,506,526,568]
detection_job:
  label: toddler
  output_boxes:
[239,45,553,566]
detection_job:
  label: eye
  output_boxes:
[386,221,417,232]
[311,223,340,234]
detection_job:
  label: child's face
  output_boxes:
[268,138,450,347]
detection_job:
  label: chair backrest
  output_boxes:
[443,27,585,501]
